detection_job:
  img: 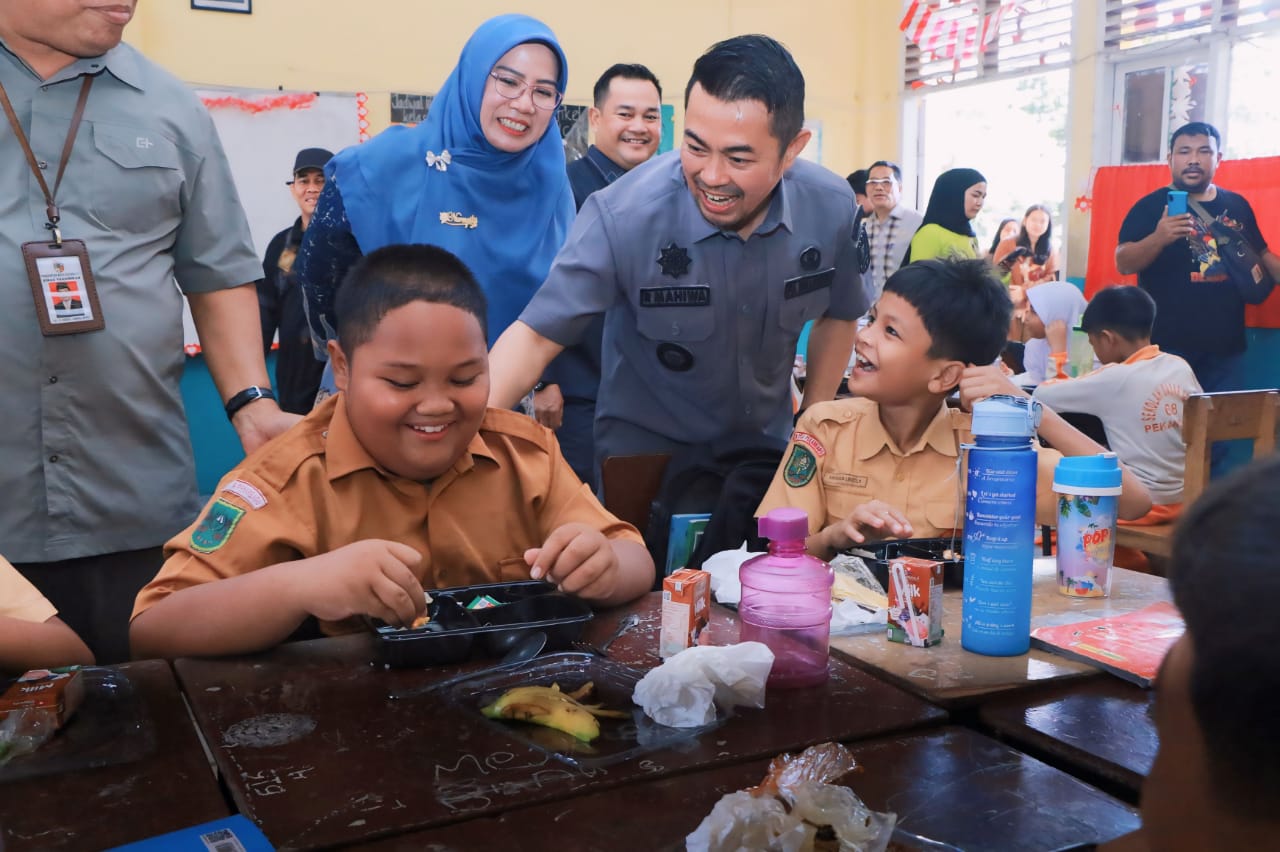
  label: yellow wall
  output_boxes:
[1064,0,1103,276]
[128,0,903,177]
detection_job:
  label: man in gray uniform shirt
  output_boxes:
[0,0,295,663]
[488,35,863,481]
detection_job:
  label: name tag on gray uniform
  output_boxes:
[783,268,835,300]
[639,286,711,307]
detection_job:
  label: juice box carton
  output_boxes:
[0,667,85,728]
[660,568,711,658]
[886,556,944,647]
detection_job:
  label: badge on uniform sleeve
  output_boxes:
[783,445,817,487]
[657,242,691,278]
[190,498,246,554]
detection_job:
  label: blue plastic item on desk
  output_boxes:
[961,395,1042,656]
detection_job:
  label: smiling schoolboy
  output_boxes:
[758,258,1150,559]
[131,245,653,659]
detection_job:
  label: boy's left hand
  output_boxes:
[958,363,1030,412]
[524,523,618,600]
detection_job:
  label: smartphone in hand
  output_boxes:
[998,246,1031,271]
[1167,190,1189,217]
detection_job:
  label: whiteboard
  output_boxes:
[182,88,360,351]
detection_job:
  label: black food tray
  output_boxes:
[850,537,964,590]
[366,580,592,668]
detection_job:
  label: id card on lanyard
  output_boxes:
[0,74,105,335]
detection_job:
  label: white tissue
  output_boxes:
[701,544,754,605]
[632,642,774,727]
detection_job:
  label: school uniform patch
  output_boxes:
[790,431,826,458]
[190,498,246,554]
[222,478,266,509]
[783,445,818,487]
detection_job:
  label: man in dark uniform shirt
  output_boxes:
[544,64,662,489]
[258,147,333,414]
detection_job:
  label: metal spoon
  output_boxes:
[388,631,546,701]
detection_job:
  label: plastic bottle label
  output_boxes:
[962,446,1037,655]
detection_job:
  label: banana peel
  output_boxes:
[480,681,629,743]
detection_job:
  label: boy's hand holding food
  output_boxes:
[295,539,425,627]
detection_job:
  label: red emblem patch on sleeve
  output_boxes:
[790,431,826,458]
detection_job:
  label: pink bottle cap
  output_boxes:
[758,507,809,542]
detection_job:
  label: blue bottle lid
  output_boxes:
[971,394,1042,439]
[1053,453,1123,495]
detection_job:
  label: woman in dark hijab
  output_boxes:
[904,167,987,264]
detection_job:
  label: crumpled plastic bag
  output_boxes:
[632,642,774,727]
[686,743,897,852]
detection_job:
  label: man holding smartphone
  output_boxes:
[1116,122,1280,393]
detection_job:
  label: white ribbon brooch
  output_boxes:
[425,149,451,172]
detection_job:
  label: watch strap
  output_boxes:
[225,386,275,420]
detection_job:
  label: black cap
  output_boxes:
[291,147,333,177]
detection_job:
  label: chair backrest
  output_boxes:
[1182,389,1280,502]
[599,454,671,532]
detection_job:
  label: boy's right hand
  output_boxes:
[294,540,424,627]
[819,500,914,553]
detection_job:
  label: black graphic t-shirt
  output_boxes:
[1118,186,1267,355]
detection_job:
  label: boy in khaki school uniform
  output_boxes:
[758,259,1151,561]
[131,246,654,660]
[1,554,94,672]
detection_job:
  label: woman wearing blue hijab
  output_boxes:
[298,14,574,377]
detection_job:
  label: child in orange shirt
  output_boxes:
[131,245,653,659]
[1,555,93,672]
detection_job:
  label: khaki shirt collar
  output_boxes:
[324,395,499,492]
[854,401,960,460]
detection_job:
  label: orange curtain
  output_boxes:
[1085,156,1280,328]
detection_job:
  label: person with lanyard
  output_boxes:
[298,14,574,407]
[485,34,864,483]
[903,167,988,264]
[0,0,291,663]
[258,147,333,415]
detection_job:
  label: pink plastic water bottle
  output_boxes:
[738,507,834,688]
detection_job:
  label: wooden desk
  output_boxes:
[829,559,1172,708]
[0,660,229,852]
[175,593,946,850]
[980,677,1157,799]
[364,727,1139,852]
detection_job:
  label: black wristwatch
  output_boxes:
[225,386,276,420]
[532,381,548,393]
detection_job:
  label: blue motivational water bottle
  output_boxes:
[962,395,1042,656]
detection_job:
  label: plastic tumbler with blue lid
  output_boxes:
[1053,453,1123,597]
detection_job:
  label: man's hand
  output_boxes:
[1154,208,1195,247]
[525,523,619,601]
[958,363,1030,412]
[231,399,301,455]
[294,540,424,626]
[531,384,564,430]
[815,500,913,556]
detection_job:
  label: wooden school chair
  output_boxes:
[599,454,671,534]
[1114,389,1280,558]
